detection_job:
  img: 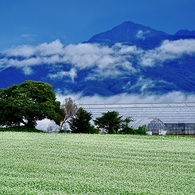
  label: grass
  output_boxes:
[0,132,195,194]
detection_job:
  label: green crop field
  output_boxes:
[0,132,195,194]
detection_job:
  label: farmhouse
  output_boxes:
[80,102,195,135]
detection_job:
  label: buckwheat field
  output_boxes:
[1,132,195,194]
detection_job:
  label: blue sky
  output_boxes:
[0,0,195,50]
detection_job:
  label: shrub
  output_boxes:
[120,126,136,134]
[136,125,147,135]
[88,125,99,134]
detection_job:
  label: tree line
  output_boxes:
[0,80,146,134]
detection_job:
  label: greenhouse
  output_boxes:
[80,102,195,134]
[130,118,167,135]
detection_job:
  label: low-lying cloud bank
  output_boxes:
[56,91,195,105]
[1,39,195,79]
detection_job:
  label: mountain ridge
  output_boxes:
[87,21,195,49]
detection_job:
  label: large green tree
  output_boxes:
[94,111,123,134]
[0,80,60,128]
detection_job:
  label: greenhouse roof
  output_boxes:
[130,118,156,129]
[130,117,166,129]
[79,102,195,123]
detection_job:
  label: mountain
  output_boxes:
[175,29,195,37]
[87,21,195,49]
[87,21,170,49]
[0,21,195,97]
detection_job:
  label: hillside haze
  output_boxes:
[0,21,195,97]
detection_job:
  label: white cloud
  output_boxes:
[160,39,195,55]
[63,43,111,69]
[23,66,33,75]
[5,45,35,58]
[4,39,64,58]
[37,40,64,56]
[61,43,138,78]
[140,39,195,66]
[48,68,77,81]
[1,40,136,78]
[136,30,150,40]
[128,77,156,93]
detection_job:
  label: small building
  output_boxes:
[130,118,167,135]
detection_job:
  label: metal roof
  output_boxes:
[79,102,195,123]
